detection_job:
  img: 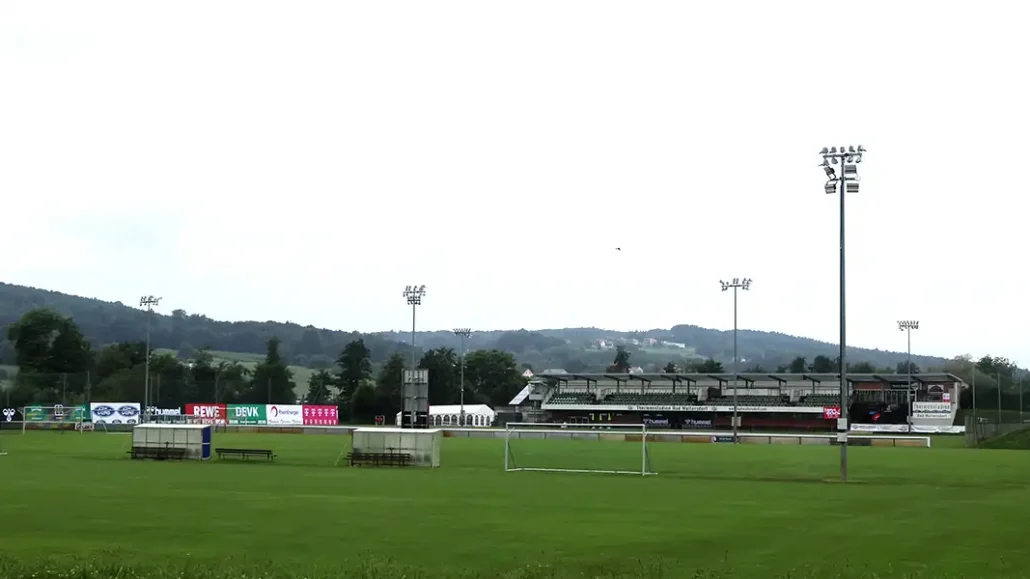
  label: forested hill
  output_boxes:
[0,282,950,372]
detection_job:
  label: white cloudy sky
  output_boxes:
[1,1,1027,361]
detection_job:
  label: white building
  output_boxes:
[394,404,496,427]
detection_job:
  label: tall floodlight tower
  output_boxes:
[720,278,752,441]
[897,320,920,431]
[403,285,426,427]
[139,295,162,422]
[819,144,866,482]
[403,285,427,368]
[453,328,472,426]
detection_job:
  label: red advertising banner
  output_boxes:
[186,403,228,424]
[303,405,339,426]
[822,406,841,420]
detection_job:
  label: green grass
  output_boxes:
[0,431,1028,578]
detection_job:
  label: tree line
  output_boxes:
[2,308,527,423]
[0,282,955,375]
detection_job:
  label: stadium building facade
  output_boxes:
[533,372,964,432]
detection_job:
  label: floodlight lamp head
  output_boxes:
[819,147,829,155]
[824,181,837,195]
[742,278,752,290]
[823,165,836,178]
[720,280,730,291]
[830,146,837,153]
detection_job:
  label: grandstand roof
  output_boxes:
[535,372,962,385]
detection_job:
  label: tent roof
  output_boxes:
[427,404,495,416]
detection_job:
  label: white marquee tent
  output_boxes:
[394,404,496,427]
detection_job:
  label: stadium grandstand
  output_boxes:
[531,372,965,432]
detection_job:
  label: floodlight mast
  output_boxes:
[897,320,920,431]
[720,277,751,442]
[453,328,472,426]
[819,144,866,483]
[139,295,162,423]
[402,285,426,428]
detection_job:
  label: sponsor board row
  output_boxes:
[5,403,338,426]
[185,404,338,425]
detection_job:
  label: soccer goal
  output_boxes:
[504,422,656,476]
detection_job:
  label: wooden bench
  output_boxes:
[129,446,189,461]
[216,448,276,462]
[346,450,412,467]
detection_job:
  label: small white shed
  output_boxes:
[132,423,212,460]
[351,427,442,468]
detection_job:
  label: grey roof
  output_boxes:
[536,372,962,384]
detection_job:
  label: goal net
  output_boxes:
[504,422,656,476]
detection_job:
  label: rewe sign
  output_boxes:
[267,404,303,425]
[186,403,228,425]
[228,404,267,425]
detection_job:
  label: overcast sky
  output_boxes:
[2,1,1027,362]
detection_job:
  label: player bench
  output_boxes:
[346,450,412,467]
[129,446,188,461]
[215,448,276,462]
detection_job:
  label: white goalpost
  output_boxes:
[504,422,657,476]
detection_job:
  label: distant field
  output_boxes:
[0,431,1028,578]
[155,348,316,398]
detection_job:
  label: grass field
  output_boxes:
[1,431,1029,579]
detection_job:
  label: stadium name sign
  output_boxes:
[912,402,953,420]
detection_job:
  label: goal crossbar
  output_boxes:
[504,422,656,476]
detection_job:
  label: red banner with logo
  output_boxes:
[303,405,339,426]
[186,403,228,424]
[822,406,841,420]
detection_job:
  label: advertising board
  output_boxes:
[267,404,303,425]
[23,404,89,422]
[227,404,267,425]
[912,402,952,420]
[822,406,842,420]
[90,402,142,424]
[302,405,338,426]
[186,403,228,425]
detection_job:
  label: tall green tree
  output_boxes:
[306,369,336,404]
[337,339,372,400]
[214,360,251,403]
[419,347,459,405]
[7,309,91,375]
[606,346,631,373]
[464,349,526,407]
[810,355,835,373]
[693,358,724,373]
[375,352,406,417]
[248,337,296,404]
[662,362,678,373]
